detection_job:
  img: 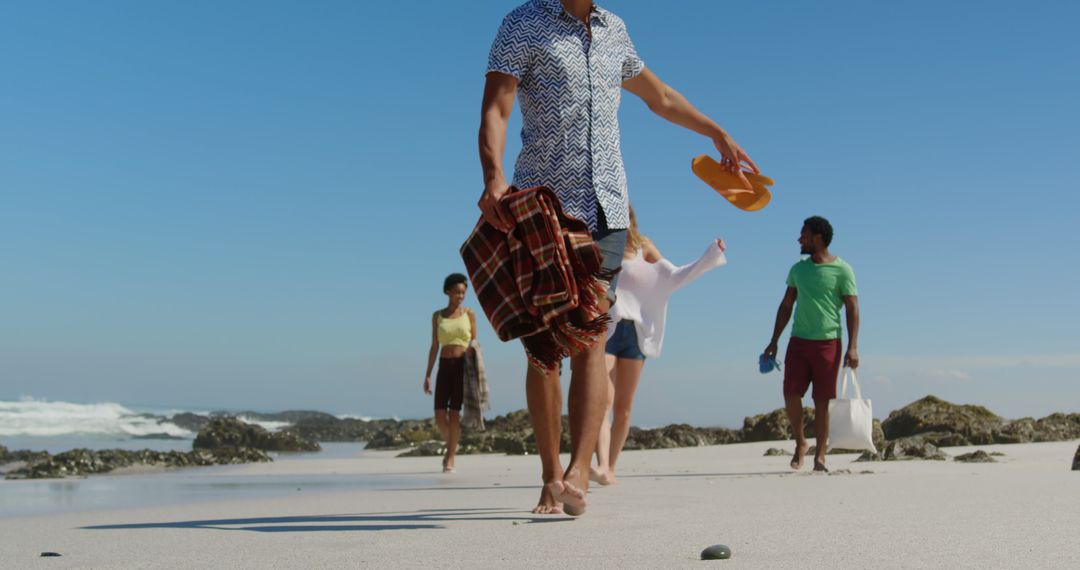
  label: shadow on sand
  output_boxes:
[81,507,572,533]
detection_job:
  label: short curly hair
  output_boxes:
[443,273,468,293]
[804,216,834,247]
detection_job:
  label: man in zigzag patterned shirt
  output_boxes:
[478,0,758,516]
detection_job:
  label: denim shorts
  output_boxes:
[591,207,627,302]
[605,319,646,360]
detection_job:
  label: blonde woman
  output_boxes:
[592,208,728,485]
[424,273,477,473]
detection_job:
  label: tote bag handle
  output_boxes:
[838,367,862,400]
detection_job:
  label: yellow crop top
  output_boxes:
[437,311,472,348]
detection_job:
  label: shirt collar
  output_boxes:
[539,0,608,25]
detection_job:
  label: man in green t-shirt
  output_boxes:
[763,216,860,472]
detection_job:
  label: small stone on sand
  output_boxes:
[701,544,731,560]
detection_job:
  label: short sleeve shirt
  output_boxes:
[786,257,858,340]
[487,0,645,232]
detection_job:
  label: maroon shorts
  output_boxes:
[783,337,842,400]
[434,357,465,412]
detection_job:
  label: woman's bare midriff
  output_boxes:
[440,345,467,359]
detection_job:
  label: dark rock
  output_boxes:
[701,544,732,560]
[0,446,49,465]
[764,448,790,456]
[286,417,379,442]
[882,396,1002,444]
[881,435,948,461]
[5,447,271,479]
[396,441,446,457]
[132,433,187,440]
[740,407,815,442]
[364,420,441,450]
[990,452,1005,457]
[881,396,1080,446]
[854,451,882,462]
[872,419,886,452]
[40,552,62,557]
[994,417,1037,444]
[1073,444,1079,471]
[954,450,996,463]
[168,412,211,432]
[623,424,739,450]
[193,418,320,452]
[1028,413,1080,442]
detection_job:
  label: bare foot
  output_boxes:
[441,455,455,473]
[790,440,810,470]
[813,458,828,473]
[549,474,587,516]
[532,484,564,515]
[589,468,618,486]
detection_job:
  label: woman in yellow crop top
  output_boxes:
[424,273,477,473]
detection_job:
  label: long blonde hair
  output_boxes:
[627,205,647,251]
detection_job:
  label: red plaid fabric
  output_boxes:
[460,186,612,371]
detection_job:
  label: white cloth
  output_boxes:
[608,240,727,358]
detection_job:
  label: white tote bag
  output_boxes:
[827,368,877,452]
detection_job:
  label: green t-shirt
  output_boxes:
[786,257,858,340]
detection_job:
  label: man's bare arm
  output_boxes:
[623,69,758,187]
[843,295,860,369]
[478,72,518,231]
[764,287,798,358]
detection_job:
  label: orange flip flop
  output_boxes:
[691,155,776,212]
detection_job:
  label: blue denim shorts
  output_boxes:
[591,208,627,303]
[605,319,646,360]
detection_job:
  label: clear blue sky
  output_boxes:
[2,0,1078,427]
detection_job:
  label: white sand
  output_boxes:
[3,439,1078,569]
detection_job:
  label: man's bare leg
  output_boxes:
[813,398,829,472]
[607,357,645,479]
[784,395,810,470]
[590,355,617,485]
[526,363,564,514]
[549,335,608,516]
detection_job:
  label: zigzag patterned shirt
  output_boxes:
[487,0,645,232]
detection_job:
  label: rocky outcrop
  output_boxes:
[882,396,1080,446]
[0,445,50,465]
[882,396,1002,445]
[1026,413,1080,442]
[168,412,211,432]
[954,450,996,463]
[881,435,948,461]
[286,417,380,442]
[739,408,816,442]
[624,424,740,450]
[193,418,320,452]
[364,420,442,450]
[4,447,271,480]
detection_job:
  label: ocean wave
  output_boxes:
[235,416,291,432]
[0,398,193,438]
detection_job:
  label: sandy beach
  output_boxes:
[3,439,1078,569]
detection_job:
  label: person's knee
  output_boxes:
[613,405,633,424]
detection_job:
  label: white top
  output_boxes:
[608,240,727,358]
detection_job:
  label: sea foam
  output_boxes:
[0,398,193,438]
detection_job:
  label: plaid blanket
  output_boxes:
[462,340,490,430]
[460,186,613,371]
